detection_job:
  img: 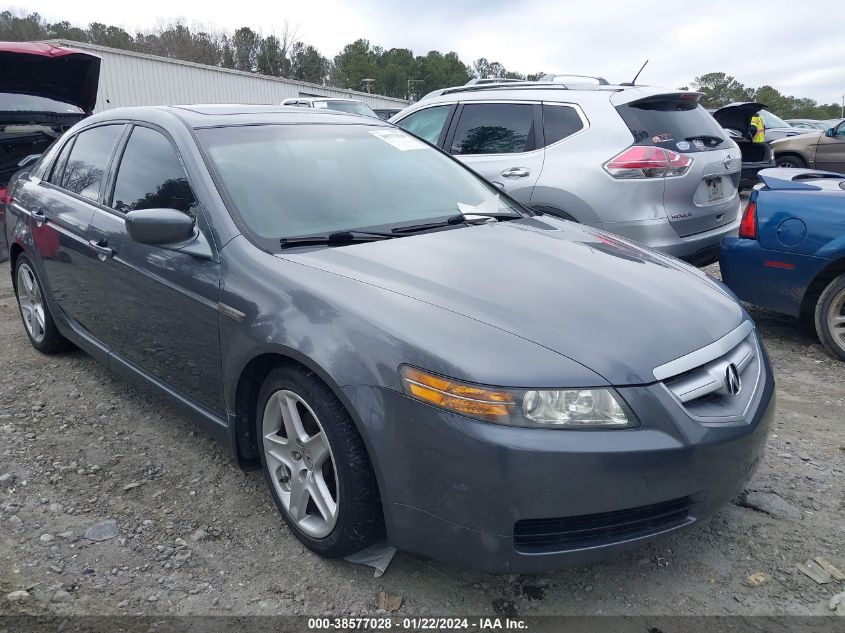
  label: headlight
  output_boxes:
[400,366,638,429]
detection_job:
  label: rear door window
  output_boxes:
[60,125,124,201]
[450,103,536,155]
[48,138,75,186]
[396,106,453,145]
[111,126,197,217]
[542,104,584,146]
[616,98,728,152]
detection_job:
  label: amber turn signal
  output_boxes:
[400,366,514,418]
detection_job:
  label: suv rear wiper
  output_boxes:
[685,135,725,147]
[391,212,521,235]
[280,230,395,249]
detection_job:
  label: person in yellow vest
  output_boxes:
[750,113,765,143]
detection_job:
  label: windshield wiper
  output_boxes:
[685,135,725,147]
[391,212,521,235]
[279,230,395,249]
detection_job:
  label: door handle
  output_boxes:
[88,239,114,261]
[32,208,47,226]
[501,167,530,179]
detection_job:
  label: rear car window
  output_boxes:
[111,126,197,217]
[47,137,76,186]
[59,125,123,201]
[759,109,790,129]
[450,103,536,155]
[396,106,452,145]
[321,100,377,118]
[542,104,584,146]
[616,98,727,152]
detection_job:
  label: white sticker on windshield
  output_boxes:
[313,101,328,108]
[370,129,427,151]
[457,194,500,216]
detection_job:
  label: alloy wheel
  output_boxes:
[262,389,339,538]
[827,288,845,353]
[16,263,46,344]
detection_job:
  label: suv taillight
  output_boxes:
[604,146,693,179]
[738,201,757,239]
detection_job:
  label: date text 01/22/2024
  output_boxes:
[307,617,528,630]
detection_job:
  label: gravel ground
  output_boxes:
[0,259,843,617]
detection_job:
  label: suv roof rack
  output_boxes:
[439,81,622,96]
[465,77,525,85]
[540,74,610,85]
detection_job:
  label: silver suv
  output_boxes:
[391,81,743,265]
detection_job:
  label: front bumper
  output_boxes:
[343,354,774,573]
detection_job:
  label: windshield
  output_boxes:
[318,100,377,118]
[198,124,521,247]
[759,109,790,129]
[615,98,727,152]
[0,93,83,114]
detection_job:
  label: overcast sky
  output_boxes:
[16,0,845,103]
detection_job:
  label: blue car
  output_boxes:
[721,168,845,360]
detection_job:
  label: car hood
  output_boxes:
[770,133,820,150]
[278,217,745,385]
[0,43,101,114]
[711,102,767,132]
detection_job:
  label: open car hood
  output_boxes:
[0,42,101,114]
[711,102,767,132]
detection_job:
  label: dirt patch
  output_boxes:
[0,260,843,616]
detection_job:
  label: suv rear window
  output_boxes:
[616,97,727,152]
[542,104,584,146]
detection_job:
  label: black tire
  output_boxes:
[814,273,845,361]
[13,255,70,354]
[256,364,384,557]
[775,154,806,168]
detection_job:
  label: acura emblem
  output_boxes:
[725,363,741,396]
[723,156,732,170]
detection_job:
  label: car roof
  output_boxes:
[80,104,393,129]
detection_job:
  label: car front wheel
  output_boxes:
[256,365,384,557]
[776,154,806,168]
[815,274,845,361]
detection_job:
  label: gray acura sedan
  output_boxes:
[4,105,774,572]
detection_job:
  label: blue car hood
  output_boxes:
[279,217,745,385]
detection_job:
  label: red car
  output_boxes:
[1,42,100,261]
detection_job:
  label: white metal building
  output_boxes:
[47,40,409,113]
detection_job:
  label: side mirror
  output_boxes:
[825,128,835,137]
[125,208,195,245]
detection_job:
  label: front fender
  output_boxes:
[217,236,604,454]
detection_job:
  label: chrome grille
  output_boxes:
[656,322,762,422]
